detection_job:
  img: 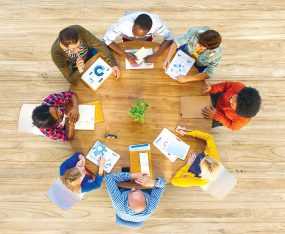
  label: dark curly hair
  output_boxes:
[236,87,261,118]
[134,14,153,32]
[32,105,56,128]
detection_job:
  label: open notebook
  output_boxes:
[125,48,154,70]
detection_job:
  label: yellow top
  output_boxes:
[171,130,220,187]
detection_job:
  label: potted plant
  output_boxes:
[128,99,149,123]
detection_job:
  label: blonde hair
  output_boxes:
[61,167,82,192]
[200,157,220,179]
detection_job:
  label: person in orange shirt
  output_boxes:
[202,81,261,130]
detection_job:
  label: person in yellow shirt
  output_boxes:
[171,126,222,187]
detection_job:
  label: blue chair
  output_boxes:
[116,215,144,228]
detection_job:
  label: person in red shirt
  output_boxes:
[202,81,261,131]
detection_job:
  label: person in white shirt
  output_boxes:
[103,12,173,64]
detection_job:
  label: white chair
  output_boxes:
[17,104,44,136]
[48,179,82,210]
[201,166,237,200]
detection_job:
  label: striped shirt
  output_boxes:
[63,41,89,65]
[105,173,165,223]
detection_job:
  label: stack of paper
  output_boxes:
[86,141,120,173]
[75,105,95,130]
[125,48,154,70]
[81,57,112,91]
[153,128,190,162]
[166,50,195,80]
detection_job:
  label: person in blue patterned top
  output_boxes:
[105,172,166,228]
[164,26,222,83]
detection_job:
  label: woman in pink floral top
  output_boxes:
[32,91,79,141]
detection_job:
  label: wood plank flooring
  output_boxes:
[0,1,284,233]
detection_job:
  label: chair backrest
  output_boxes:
[201,165,237,200]
[116,215,144,228]
[17,104,44,136]
[48,179,81,210]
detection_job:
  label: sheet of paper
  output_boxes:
[134,47,154,64]
[153,128,190,162]
[86,141,120,173]
[166,50,195,80]
[125,48,154,70]
[75,105,95,130]
[139,152,150,175]
[81,57,112,91]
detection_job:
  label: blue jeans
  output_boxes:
[177,44,207,73]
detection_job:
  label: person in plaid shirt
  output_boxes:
[105,172,166,228]
[32,91,79,141]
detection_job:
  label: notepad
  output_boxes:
[74,105,95,130]
[166,50,195,80]
[125,48,154,70]
[153,128,190,162]
[81,57,112,91]
[86,141,120,173]
[139,152,150,175]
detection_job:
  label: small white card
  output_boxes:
[139,152,150,175]
[81,57,112,91]
[153,128,190,162]
[125,48,154,70]
[86,141,120,173]
[166,50,195,80]
[74,105,95,130]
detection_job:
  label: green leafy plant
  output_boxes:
[128,99,149,123]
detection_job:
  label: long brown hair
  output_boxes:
[200,157,220,176]
[61,167,82,192]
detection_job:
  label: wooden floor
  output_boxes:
[1,1,285,233]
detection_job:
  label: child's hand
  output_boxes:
[125,53,137,65]
[203,82,212,94]
[175,126,189,136]
[187,152,197,165]
[202,106,216,119]
[76,58,85,73]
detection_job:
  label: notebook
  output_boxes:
[125,48,154,70]
[81,57,112,91]
[75,104,95,130]
[128,143,153,177]
[86,141,120,173]
[153,128,190,162]
[166,50,195,80]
